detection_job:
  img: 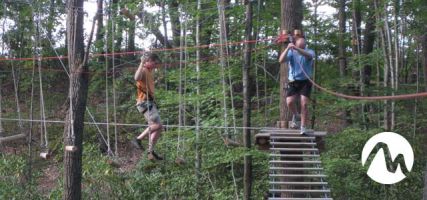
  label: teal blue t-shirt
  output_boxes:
[285,48,315,81]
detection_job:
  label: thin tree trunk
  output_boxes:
[338,0,347,76]
[63,0,89,199]
[168,0,180,47]
[422,33,427,92]
[47,0,55,41]
[95,0,104,43]
[375,0,391,130]
[195,1,202,198]
[383,2,395,130]
[337,0,352,125]
[217,0,229,137]
[242,1,253,199]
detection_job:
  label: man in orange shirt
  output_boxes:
[131,53,163,161]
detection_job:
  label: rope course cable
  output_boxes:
[295,56,427,100]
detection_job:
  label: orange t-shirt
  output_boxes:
[136,68,155,103]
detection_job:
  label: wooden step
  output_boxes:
[271,142,317,146]
[269,154,320,158]
[270,148,319,152]
[268,198,333,200]
[270,174,327,178]
[270,160,321,164]
[269,181,328,186]
[266,131,327,137]
[270,167,324,171]
[269,189,331,193]
[270,136,316,140]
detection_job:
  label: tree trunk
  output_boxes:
[47,0,55,41]
[338,0,347,77]
[128,20,135,52]
[280,0,303,123]
[217,0,229,137]
[63,0,89,199]
[422,33,427,92]
[168,0,180,47]
[242,1,253,199]
[195,1,202,198]
[95,0,104,43]
[362,3,376,86]
[375,0,391,130]
[279,1,303,198]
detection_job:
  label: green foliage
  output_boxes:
[0,154,42,200]
[322,128,426,200]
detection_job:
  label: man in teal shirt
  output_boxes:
[279,37,315,134]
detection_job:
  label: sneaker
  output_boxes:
[131,138,144,150]
[300,126,314,135]
[147,151,164,161]
[290,114,300,129]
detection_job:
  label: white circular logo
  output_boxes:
[361,132,414,184]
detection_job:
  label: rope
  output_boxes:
[295,52,427,101]
[0,38,274,62]
[0,117,268,130]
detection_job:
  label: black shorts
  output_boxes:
[286,80,312,98]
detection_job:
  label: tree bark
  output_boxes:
[95,0,104,43]
[338,0,347,77]
[422,33,427,92]
[242,1,253,199]
[280,0,303,123]
[195,1,202,198]
[168,0,180,47]
[63,0,89,199]
[362,2,376,86]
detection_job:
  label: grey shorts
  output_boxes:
[136,102,161,124]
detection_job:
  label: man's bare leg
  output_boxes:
[286,95,298,115]
[137,127,151,140]
[300,95,309,127]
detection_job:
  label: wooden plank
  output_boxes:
[270,160,322,164]
[262,131,327,137]
[269,181,328,185]
[269,189,330,193]
[270,136,316,140]
[269,154,320,158]
[270,174,327,178]
[270,148,319,152]
[270,167,324,171]
[268,198,333,200]
[271,142,317,146]
[0,134,26,143]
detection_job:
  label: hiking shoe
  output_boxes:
[131,138,144,150]
[147,151,164,161]
[300,126,314,135]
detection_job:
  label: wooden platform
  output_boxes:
[255,128,327,150]
[260,128,333,200]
